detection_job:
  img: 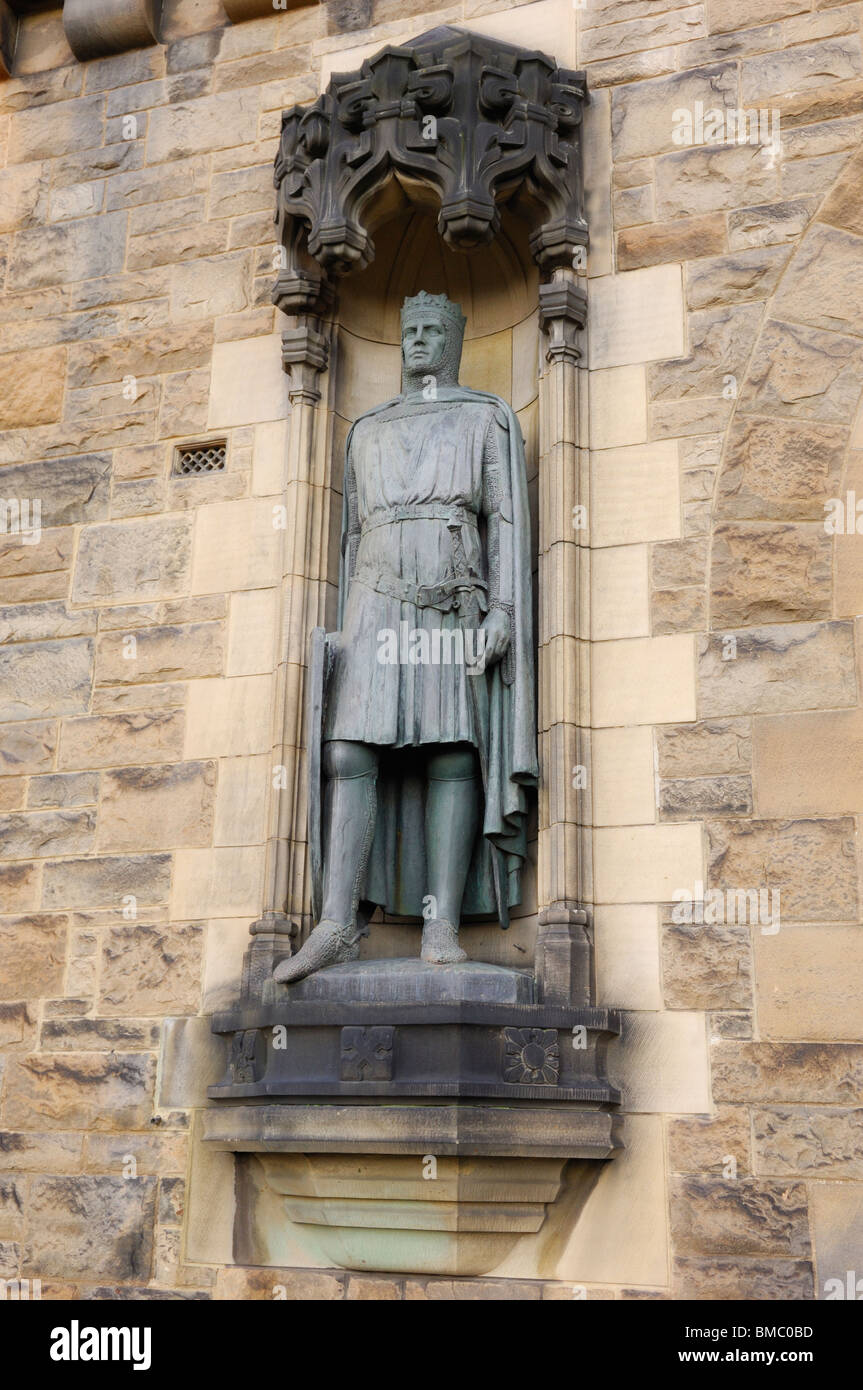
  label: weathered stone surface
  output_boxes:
[59,710,185,769]
[656,143,780,219]
[648,304,763,401]
[147,91,259,162]
[672,1255,814,1300]
[659,775,752,819]
[0,454,111,525]
[8,95,104,165]
[84,1132,187,1176]
[0,810,95,860]
[0,1130,83,1174]
[698,622,856,716]
[656,718,751,776]
[741,37,863,106]
[68,324,211,388]
[0,778,25,812]
[0,915,67,1001]
[652,586,705,634]
[611,63,737,161]
[22,1176,156,1282]
[686,245,790,308]
[716,416,845,520]
[709,522,832,626]
[215,1267,345,1300]
[753,1106,863,1178]
[99,763,215,852]
[651,538,707,588]
[707,818,857,921]
[0,602,96,646]
[40,1017,161,1051]
[668,1107,751,1175]
[41,854,172,910]
[0,637,92,724]
[820,141,863,235]
[772,223,863,337]
[95,623,223,686]
[617,214,726,271]
[0,863,40,914]
[753,706,863,816]
[727,197,815,249]
[0,346,66,429]
[754,927,863,1039]
[662,922,753,1009]
[0,162,49,234]
[100,922,203,1017]
[712,1042,863,1104]
[28,772,99,809]
[738,318,863,423]
[157,369,211,437]
[8,212,128,291]
[5,1053,155,1130]
[670,1176,810,1256]
[72,517,192,604]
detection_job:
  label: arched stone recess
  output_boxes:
[199,25,624,1281]
[246,24,596,1004]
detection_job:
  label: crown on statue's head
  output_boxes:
[400,291,466,333]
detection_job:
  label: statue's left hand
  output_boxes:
[481,607,511,665]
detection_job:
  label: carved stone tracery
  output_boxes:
[272,24,589,351]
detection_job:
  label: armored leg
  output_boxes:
[421,743,480,965]
[274,740,378,984]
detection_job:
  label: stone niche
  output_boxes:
[201,24,621,1279]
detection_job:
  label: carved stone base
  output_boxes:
[206,956,620,1275]
[223,1151,598,1276]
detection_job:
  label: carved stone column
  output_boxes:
[536,266,591,1004]
[245,308,334,993]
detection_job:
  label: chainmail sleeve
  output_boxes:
[343,437,361,593]
[481,412,516,682]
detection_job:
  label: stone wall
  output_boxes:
[1,0,862,1300]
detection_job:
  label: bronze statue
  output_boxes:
[276,292,537,983]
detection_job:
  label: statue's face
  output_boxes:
[402,315,447,372]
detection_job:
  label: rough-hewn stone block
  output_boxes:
[0,638,92,723]
[698,622,856,716]
[23,1176,156,1282]
[707,817,857,921]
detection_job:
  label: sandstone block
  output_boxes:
[96,623,224,686]
[670,1175,810,1256]
[99,762,215,852]
[5,1053,155,1131]
[673,1255,813,1300]
[753,1106,863,1179]
[717,416,845,520]
[99,922,203,1016]
[709,522,832,626]
[0,809,95,860]
[59,710,185,770]
[739,319,863,423]
[0,638,92,724]
[707,818,856,921]
[611,63,737,162]
[662,921,752,1009]
[668,1107,751,1176]
[147,91,258,163]
[754,926,863,1039]
[712,1041,863,1104]
[41,854,172,910]
[0,914,67,1001]
[8,212,127,291]
[697,622,856,716]
[0,346,66,429]
[23,1176,156,1282]
[72,517,192,604]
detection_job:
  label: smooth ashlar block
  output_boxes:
[184,676,273,758]
[591,543,649,643]
[590,441,680,548]
[589,265,685,372]
[594,823,704,904]
[191,498,281,595]
[589,365,647,449]
[208,335,290,429]
[592,633,697,727]
[594,904,662,1011]
[591,725,655,827]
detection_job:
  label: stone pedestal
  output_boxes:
[205,956,621,1275]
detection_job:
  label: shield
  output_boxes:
[307,625,334,923]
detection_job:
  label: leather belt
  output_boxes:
[361,503,477,535]
[353,563,488,614]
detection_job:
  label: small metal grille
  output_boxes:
[173,440,227,476]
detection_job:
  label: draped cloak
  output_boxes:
[311,386,537,927]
